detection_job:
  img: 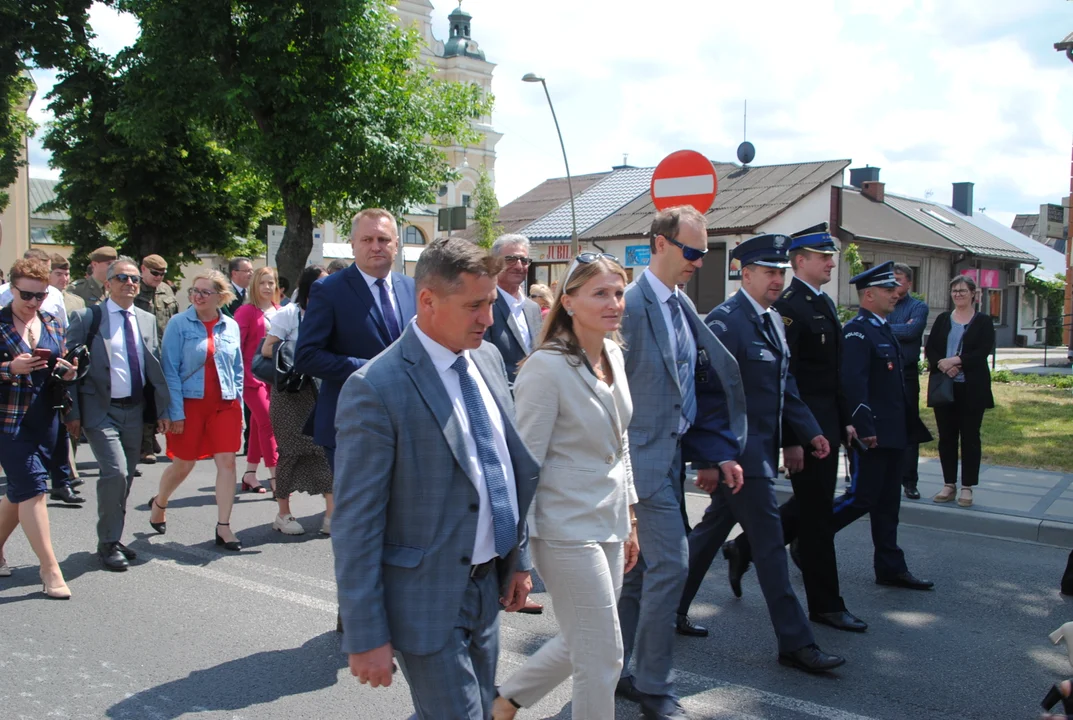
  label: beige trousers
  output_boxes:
[498,539,625,720]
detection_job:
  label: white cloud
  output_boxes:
[26,0,1073,228]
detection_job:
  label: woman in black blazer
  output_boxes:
[924,275,995,508]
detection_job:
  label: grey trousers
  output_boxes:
[617,451,688,697]
[83,402,144,548]
[396,569,501,720]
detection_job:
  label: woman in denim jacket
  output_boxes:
[149,270,246,551]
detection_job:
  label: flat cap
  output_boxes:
[88,246,118,263]
[142,254,167,271]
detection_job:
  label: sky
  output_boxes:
[24,0,1073,229]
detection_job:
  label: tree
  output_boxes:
[471,166,500,249]
[119,0,491,282]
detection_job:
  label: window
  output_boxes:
[921,208,956,226]
[403,225,426,245]
[461,194,471,208]
[985,288,1003,324]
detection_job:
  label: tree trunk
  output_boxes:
[276,193,314,286]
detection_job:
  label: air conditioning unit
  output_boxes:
[1008,267,1025,286]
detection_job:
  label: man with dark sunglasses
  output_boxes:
[485,234,543,385]
[616,205,747,720]
[135,254,179,465]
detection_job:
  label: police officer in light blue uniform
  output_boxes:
[832,261,934,591]
[676,233,845,674]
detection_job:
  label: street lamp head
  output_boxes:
[521,73,544,83]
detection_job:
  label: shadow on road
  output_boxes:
[105,631,346,719]
[0,550,97,604]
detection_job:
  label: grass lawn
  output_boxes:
[917,382,1073,472]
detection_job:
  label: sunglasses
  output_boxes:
[561,252,621,288]
[110,273,141,285]
[13,286,48,302]
[148,269,166,278]
[661,235,708,262]
[503,255,532,266]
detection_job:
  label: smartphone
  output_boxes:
[32,347,52,361]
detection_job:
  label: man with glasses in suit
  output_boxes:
[485,234,544,385]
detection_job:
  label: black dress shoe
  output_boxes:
[778,643,846,673]
[638,692,688,720]
[876,571,933,590]
[116,543,137,561]
[98,544,130,572]
[68,478,84,489]
[49,487,85,505]
[903,485,921,500]
[615,676,643,703]
[676,613,708,637]
[810,610,868,633]
[723,540,750,598]
[134,468,142,478]
[788,538,802,571]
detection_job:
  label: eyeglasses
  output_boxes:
[148,269,166,278]
[950,289,971,296]
[189,288,219,299]
[13,286,47,302]
[110,273,141,285]
[561,252,621,289]
[503,255,532,266]
[661,235,708,262]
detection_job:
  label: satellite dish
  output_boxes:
[737,141,755,165]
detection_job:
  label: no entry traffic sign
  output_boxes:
[650,150,718,213]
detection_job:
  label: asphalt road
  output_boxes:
[2,456,1073,719]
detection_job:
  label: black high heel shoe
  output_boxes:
[215,523,242,551]
[148,496,166,534]
[1042,680,1073,714]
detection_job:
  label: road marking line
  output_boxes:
[142,549,880,720]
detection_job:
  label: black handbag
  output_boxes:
[926,372,954,407]
[250,337,277,385]
[274,338,308,393]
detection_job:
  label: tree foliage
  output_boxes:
[1026,271,1066,345]
[118,0,491,281]
[472,166,499,249]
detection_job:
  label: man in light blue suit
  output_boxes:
[332,237,540,720]
[616,205,747,720]
[294,208,416,471]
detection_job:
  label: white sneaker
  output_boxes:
[320,516,331,535]
[272,514,305,535]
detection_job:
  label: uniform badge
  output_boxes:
[805,295,812,301]
[887,361,894,371]
[821,334,826,345]
[782,317,793,326]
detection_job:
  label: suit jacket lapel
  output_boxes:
[496,292,528,352]
[571,357,622,439]
[345,266,390,344]
[393,272,416,325]
[523,301,542,345]
[100,305,114,369]
[401,328,477,484]
[737,290,781,354]
[638,274,680,389]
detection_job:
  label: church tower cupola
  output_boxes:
[443,2,485,60]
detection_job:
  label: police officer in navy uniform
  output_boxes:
[833,261,933,591]
[676,233,845,674]
[723,224,867,633]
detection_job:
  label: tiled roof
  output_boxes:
[581,160,851,240]
[29,178,66,221]
[884,193,1039,263]
[950,209,1059,276]
[521,167,654,240]
[841,188,962,252]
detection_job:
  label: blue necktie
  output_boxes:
[450,355,515,558]
[666,295,697,426]
[374,278,401,342]
[120,310,143,399]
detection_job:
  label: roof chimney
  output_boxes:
[861,180,885,203]
[952,182,974,216]
[849,165,880,188]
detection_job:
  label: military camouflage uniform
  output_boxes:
[68,276,106,307]
[134,281,179,342]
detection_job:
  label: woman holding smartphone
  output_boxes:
[0,258,79,598]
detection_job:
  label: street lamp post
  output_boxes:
[522,73,579,256]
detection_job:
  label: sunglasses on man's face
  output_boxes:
[661,235,708,262]
[503,255,532,266]
[13,286,48,302]
[110,273,141,285]
[148,269,166,278]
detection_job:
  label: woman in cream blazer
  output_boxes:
[495,254,638,720]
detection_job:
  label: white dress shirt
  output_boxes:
[413,321,519,564]
[497,286,531,353]
[642,268,696,434]
[797,278,824,297]
[358,267,402,329]
[0,283,68,327]
[105,299,146,399]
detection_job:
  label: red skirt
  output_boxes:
[166,396,243,461]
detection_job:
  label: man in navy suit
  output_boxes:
[834,262,933,591]
[484,234,543,384]
[294,208,417,471]
[676,234,844,674]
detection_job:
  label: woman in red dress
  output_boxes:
[150,270,245,550]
